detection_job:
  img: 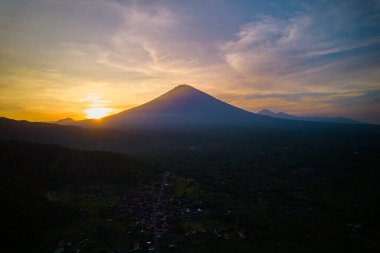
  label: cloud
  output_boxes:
[0,0,379,123]
[220,0,380,94]
[0,0,234,120]
[221,16,311,78]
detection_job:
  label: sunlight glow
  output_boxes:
[85,107,113,119]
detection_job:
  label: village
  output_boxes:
[52,172,247,253]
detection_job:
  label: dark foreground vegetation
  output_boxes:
[0,141,153,252]
[1,118,380,252]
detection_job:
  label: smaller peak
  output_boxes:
[258,109,274,114]
[56,118,75,122]
[257,109,279,117]
[277,112,291,116]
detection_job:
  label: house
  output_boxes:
[132,241,140,250]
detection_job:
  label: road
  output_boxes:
[152,171,170,253]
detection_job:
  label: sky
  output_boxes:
[0,0,379,123]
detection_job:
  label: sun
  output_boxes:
[85,107,113,119]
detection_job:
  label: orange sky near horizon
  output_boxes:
[0,0,379,124]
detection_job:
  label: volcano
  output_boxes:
[79,84,276,129]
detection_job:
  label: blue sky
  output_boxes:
[0,0,379,123]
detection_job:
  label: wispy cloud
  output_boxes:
[220,6,380,92]
[0,0,379,123]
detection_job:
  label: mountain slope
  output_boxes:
[80,85,276,129]
[56,85,365,130]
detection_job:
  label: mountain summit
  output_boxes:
[126,84,250,114]
[83,84,273,129]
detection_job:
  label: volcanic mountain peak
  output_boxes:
[153,84,213,101]
[90,84,272,129]
[152,84,209,101]
[169,84,200,93]
[124,84,237,114]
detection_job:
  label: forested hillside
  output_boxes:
[0,141,153,252]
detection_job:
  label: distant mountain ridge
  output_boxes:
[52,118,76,125]
[257,109,362,124]
[52,85,364,129]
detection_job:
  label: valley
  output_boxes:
[1,86,379,253]
[1,128,379,252]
